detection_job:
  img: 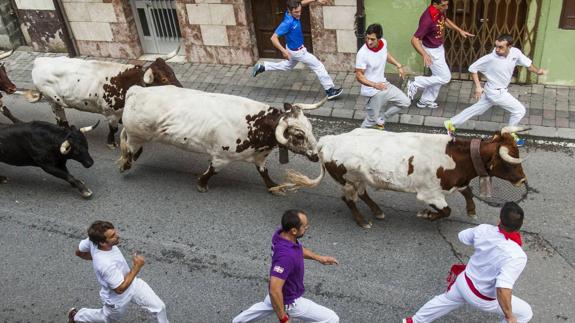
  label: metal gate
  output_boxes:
[445,0,543,83]
[131,0,181,54]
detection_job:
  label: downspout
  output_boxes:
[52,0,78,57]
[355,0,366,50]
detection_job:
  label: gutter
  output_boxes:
[52,0,78,57]
[355,0,366,50]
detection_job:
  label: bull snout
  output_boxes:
[81,157,94,168]
[306,152,319,162]
[4,84,16,94]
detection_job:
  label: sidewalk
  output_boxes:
[3,49,575,140]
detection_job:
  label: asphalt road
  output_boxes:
[0,95,573,323]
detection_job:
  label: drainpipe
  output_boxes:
[355,0,366,50]
[52,0,78,57]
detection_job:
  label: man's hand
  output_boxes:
[318,255,339,265]
[132,252,145,269]
[459,30,475,38]
[474,86,484,100]
[505,314,518,323]
[282,51,291,60]
[397,66,406,80]
[373,82,388,91]
[537,68,547,76]
[423,54,433,67]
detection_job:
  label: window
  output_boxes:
[560,0,575,29]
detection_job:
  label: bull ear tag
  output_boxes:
[143,68,154,84]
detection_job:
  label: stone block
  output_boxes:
[195,0,220,3]
[331,108,354,119]
[473,121,503,132]
[63,2,90,22]
[336,30,356,53]
[527,125,556,138]
[335,0,356,5]
[200,25,228,46]
[400,114,424,126]
[423,116,445,128]
[210,4,236,25]
[88,3,117,23]
[557,128,575,140]
[15,0,55,10]
[70,22,113,41]
[187,4,211,25]
[323,6,355,30]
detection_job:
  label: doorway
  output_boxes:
[131,0,182,54]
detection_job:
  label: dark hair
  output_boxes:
[88,220,114,246]
[365,24,383,39]
[500,202,524,232]
[286,0,302,11]
[281,209,305,232]
[431,0,447,4]
[496,34,514,46]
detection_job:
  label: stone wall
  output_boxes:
[62,0,141,58]
[179,0,256,65]
[0,1,24,49]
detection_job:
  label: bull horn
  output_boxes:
[501,126,530,134]
[0,49,14,60]
[80,120,100,133]
[275,117,289,145]
[60,140,71,155]
[499,146,523,165]
[161,45,180,61]
[292,96,328,110]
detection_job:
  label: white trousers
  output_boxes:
[263,47,335,91]
[412,274,533,323]
[413,45,451,104]
[361,84,411,127]
[74,278,168,323]
[232,294,339,323]
[451,88,526,127]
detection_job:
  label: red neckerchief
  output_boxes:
[367,39,384,53]
[428,5,443,23]
[498,225,522,247]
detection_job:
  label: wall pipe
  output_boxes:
[355,0,366,50]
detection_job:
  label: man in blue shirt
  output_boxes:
[252,0,343,100]
[232,209,340,323]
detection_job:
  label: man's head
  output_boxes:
[431,0,449,12]
[88,220,120,249]
[365,24,383,49]
[499,202,524,232]
[281,209,309,239]
[495,34,513,57]
[287,0,302,19]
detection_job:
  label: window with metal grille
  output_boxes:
[560,0,575,29]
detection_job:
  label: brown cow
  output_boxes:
[0,49,16,97]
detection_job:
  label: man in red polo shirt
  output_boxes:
[403,202,533,323]
[232,209,340,323]
[406,0,474,109]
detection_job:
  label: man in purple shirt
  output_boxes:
[232,209,340,323]
[406,0,474,109]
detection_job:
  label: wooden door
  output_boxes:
[251,0,313,58]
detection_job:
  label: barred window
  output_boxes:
[560,0,575,29]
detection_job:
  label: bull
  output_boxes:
[0,49,17,97]
[24,47,182,148]
[0,106,98,198]
[117,85,326,192]
[271,128,527,228]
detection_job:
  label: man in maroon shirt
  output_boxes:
[406,0,474,109]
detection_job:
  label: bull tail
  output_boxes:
[22,89,42,103]
[117,128,131,172]
[269,163,326,195]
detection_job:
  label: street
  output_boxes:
[0,94,574,323]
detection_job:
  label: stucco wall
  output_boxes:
[533,0,575,86]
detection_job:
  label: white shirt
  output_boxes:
[468,47,532,91]
[79,238,136,304]
[458,224,527,298]
[355,39,388,97]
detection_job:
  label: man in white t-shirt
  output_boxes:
[67,221,169,323]
[444,34,546,146]
[403,202,533,323]
[355,23,411,130]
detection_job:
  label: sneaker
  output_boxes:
[251,63,265,77]
[416,101,438,109]
[406,79,417,100]
[444,119,456,135]
[67,307,78,323]
[402,318,414,323]
[326,87,343,100]
[373,123,385,131]
[511,133,525,147]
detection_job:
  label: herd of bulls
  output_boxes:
[0,48,527,227]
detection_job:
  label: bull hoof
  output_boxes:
[374,212,385,220]
[360,221,373,229]
[0,176,7,184]
[196,184,208,193]
[119,164,131,173]
[268,187,286,196]
[80,189,93,199]
[467,210,477,219]
[416,210,432,219]
[107,143,118,150]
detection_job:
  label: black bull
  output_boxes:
[0,106,98,198]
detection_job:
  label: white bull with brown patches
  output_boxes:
[117,85,326,192]
[271,128,527,228]
[24,48,182,148]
